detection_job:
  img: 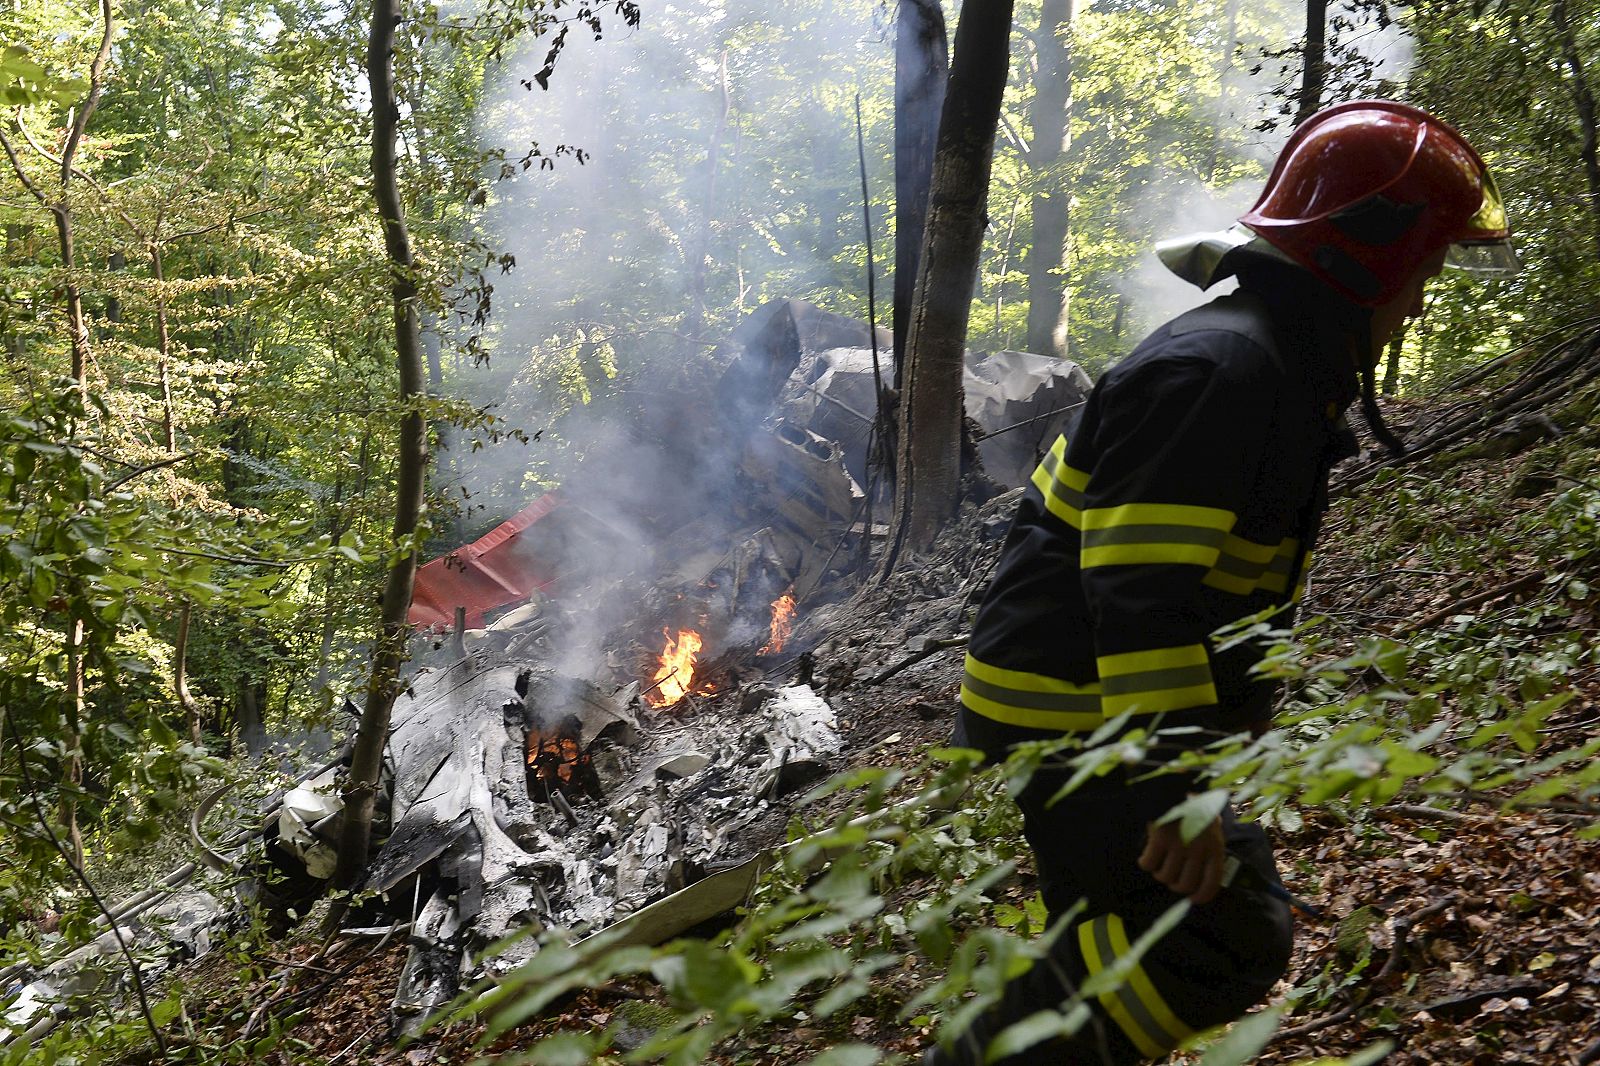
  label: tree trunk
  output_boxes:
[885,0,1017,566]
[1295,0,1327,126]
[237,674,267,757]
[174,601,202,744]
[1381,323,1407,395]
[329,0,431,901]
[104,249,125,326]
[61,614,85,867]
[1553,0,1600,262]
[893,0,949,385]
[684,49,731,347]
[1206,0,1241,182]
[1024,0,1072,360]
[54,0,115,385]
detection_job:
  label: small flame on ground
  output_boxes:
[758,587,797,656]
[646,627,703,707]
[527,732,584,786]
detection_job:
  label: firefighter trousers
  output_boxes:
[930,764,1294,1065]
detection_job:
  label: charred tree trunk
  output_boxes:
[885,0,1016,566]
[1295,0,1327,126]
[1553,0,1600,263]
[893,0,948,385]
[1024,0,1072,360]
[329,0,431,903]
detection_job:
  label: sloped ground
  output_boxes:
[173,375,1600,1066]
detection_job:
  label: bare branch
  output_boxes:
[58,0,117,185]
[0,125,51,207]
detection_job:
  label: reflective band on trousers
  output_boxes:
[1078,912,1196,1057]
[961,653,1103,731]
[1096,643,1218,716]
[1203,535,1298,595]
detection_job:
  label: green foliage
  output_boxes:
[0,45,87,107]
[0,382,354,920]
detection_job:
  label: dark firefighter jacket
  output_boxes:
[960,290,1361,787]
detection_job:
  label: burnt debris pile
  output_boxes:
[0,299,1092,1044]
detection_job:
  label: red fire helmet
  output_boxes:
[1239,100,1517,307]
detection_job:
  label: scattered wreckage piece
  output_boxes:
[351,649,842,1036]
[0,755,351,1051]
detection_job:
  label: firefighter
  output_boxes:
[933,101,1517,1064]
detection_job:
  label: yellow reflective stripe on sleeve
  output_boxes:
[1083,541,1221,568]
[1080,503,1237,571]
[961,654,1104,731]
[1030,436,1088,528]
[1077,914,1196,1057]
[1097,644,1217,716]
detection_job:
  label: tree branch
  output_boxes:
[0,125,52,207]
[58,0,116,185]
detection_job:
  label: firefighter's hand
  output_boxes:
[1139,816,1226,905]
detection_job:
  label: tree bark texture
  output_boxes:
[0,0,113,386]
[684,50,731,347]
[1024,0,1072,360]
[888,0,1017,563]
[174,601,202,745]
[1295,0,1327,127]
[1206,0,1241,182]
[330,0,430,897]
[1552,0,1600,263]
[1381,322,1407,395]
[893,0,948,384]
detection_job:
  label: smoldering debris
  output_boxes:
[345,297,1090,1032]
[369,654,843,1033]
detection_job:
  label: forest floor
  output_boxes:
[153,390,1600,1066]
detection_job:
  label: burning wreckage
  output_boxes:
[3,300,1090,1043]
[295,300,1090,1025]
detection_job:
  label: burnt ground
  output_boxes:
[167,392,1600,1066]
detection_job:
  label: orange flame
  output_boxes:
[527,732,583,784]
[758,588,797,655]
[646,628,703,707]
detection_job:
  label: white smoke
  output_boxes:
[1101,0,1416,343]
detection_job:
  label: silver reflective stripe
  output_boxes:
[1082,524,1229,549]
[1099,664,1216,697]
[961,673,1103,713]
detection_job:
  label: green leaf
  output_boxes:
[523,1032,601,1066]
[988,1010,1071,1058]
[1294,1039,1395,1065]
[1158,789,1229,842]
[649,940,759,1012]
[801,1043,879,1066]
[1196,1004,1284,1065]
